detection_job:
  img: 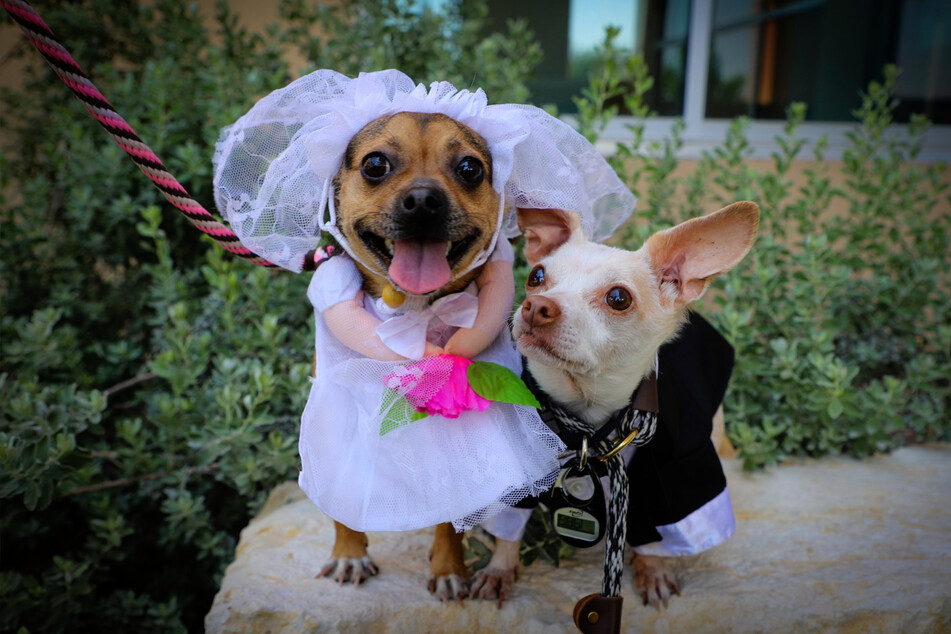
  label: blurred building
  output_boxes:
[481,0,950,160]
[3,0,946,160]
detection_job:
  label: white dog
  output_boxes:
[471,202,759,610]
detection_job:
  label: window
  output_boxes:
[483,0,639,112]
[705,0,950,124]
[485,0,685,114]
[642,0,692,116]
[893,0,951,124]
[478,0,949,158]
[481,0,949,124]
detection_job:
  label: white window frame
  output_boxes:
[596,0,951,162]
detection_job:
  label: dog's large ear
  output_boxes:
[646,201,759,305]
[517,208,585,265]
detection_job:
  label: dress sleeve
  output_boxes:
[489,237,515,263]
[307,254,364,313]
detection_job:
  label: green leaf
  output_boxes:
[379,388,428,435]
[23,482,39,511]
[467,362,540,408]
[827,399,844,420]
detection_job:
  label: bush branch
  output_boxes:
[104,372,159,396]
[61,464,218,498]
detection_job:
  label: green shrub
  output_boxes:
[2,3,948,632]
[279,0,541,103]
[0,1,540,631]
[572,39,951,470]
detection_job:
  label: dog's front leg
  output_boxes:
[317,521,379,585]
[428,523,469,603]
[630,551,680,608]
[470,538,521,608]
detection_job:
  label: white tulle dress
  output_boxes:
[212,68,639,533]
[298,244,564,533]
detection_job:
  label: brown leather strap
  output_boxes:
[573,593,623,634]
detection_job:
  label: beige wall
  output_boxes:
[658,158,950,223]
[1,19,29,91]
[0,1,313,91]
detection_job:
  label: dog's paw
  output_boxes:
[428,573,468,604]
[631,553,681,609]
[317,555,379,585]
[470,565,519,608]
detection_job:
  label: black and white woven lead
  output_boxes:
[525,371,658,598]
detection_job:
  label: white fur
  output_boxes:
[513,239,690,424]
[513,202,758,424]
[499,202,758,607]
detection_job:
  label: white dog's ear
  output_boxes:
[516,208,584,265]
[646,201,760,305]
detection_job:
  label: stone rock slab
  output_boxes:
[206,445,951,633]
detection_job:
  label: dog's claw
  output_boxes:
[318,556,379,586]
[428,573,469,604]
[470,565,518,608]
[632,554,679,610]
[639,576,676,608]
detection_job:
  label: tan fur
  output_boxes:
[429,523,467,580]
[319,112,503,598]
[330,520,370,559]
[517,207,585,264]
[336,112,500,299]
[712,405,737,459]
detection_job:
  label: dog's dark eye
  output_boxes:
[605,287,633,311]
[527,265,546,288]
[456,157,484,185]
[361,153,391,180]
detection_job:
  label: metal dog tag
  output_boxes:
[548,457,606,548]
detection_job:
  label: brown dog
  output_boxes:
[315,111,507,601]
[336,112,500,301]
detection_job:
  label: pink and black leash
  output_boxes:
[1,0,309,270]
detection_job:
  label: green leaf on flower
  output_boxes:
[467,361,541,408]
[379,388,428,436]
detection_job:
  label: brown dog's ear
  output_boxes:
[517,208,584,265]
[646,201,760,305]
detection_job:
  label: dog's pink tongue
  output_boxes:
[389,239,451,295]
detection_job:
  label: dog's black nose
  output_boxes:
[401,186,447,216]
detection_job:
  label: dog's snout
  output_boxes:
[401,186,447,216]
[521,296,561,329]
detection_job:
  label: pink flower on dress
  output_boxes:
[385,354,491,419]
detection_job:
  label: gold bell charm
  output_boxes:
[382,283,406,308]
